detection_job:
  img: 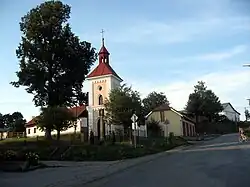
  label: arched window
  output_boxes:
[99,95,103,105]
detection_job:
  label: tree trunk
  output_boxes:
[45,128,52,140]
[57,130,60,141]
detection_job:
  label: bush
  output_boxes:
[26,152,39,166]
[89,131,94,145]
[111,131,116,144]
[4,150,17,161]
[168,132,174,144]
[146,120,162,137]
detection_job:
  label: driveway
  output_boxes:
[84,133,250,187]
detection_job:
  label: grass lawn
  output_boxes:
[0,135,188,162]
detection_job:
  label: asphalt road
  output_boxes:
[85,134,250,187]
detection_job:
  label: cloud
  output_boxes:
[174,45,248,62]
[105,16,250,45]
[126,68,250,119]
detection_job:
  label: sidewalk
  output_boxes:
[1,146,188,187]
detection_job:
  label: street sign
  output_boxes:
[132,122,138,130]
[131,114,138,123]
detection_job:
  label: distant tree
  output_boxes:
[1,112,26,132]
[245,109,250,121]
[104,84,142,130]
[0,113,4,129]
[11,112,26,132]
[10,1,96,139]
[142,91,169,115]
[186,81,223,131]
[2,114,14,130]
[36,106,76,140]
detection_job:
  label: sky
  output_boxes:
[0,0,250,121]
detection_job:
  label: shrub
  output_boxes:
[4,150,17,161]
[89,131,94,145]
[26,152,39,166]
[111,131,116,144]
[146,119,162,137]
[168,132,174,144]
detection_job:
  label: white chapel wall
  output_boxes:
[26,118,87,138]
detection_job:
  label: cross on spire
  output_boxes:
[100,29,105,46]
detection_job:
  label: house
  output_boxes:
[25,36,127,139]
[146,104,196,137]
[25,105,88,138]
[0,128,8,140]
[220,103,240,122]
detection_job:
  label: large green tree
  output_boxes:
[104,84,142,130]
[36,106,76,140]
[10,1,96,139]
[142,91,169,115]
[186,81,223,131]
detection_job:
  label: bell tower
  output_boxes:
[98,30,110,64]
[86,30,123,140]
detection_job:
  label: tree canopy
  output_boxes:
[36,106,76,140]
[10,0,96,108]
[104,84,142,129]
[186,81,223,124]
[142,91,169,115]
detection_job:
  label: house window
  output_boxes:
[160,111,165,122]
[34,128,36,134]
[99,95,103,105]
[28,129,30,134]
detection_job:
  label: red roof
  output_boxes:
[87,62,123,81]
[25,105,86,127]
[99,46,110,55]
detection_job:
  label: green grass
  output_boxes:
[0,135,188,161]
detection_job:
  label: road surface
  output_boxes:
[85,134,250,187]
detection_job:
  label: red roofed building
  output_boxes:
[86,36,123,140]
[25,105,88,137]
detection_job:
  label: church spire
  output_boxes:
[101,29,105,46]
[98,29,110,64]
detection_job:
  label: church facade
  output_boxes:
[86,38,123,139]
[25,38,123,140]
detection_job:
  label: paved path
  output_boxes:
[0,145,188,187]
[84,134,250,187]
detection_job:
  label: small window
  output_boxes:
[28,129,30,134]
[99,95,103,105]
[34,128,36,134]
[160,111,165,122]
[98,86,102,91]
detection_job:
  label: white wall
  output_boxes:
[26,118,87,137]
[221,105,240,122]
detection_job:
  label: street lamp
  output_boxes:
[243,64,250,67]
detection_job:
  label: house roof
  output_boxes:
[145,104,195,123]
[152,103,171,112]
[25,105,86,128]
[222,102,240,115]
[87,62,123,81]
